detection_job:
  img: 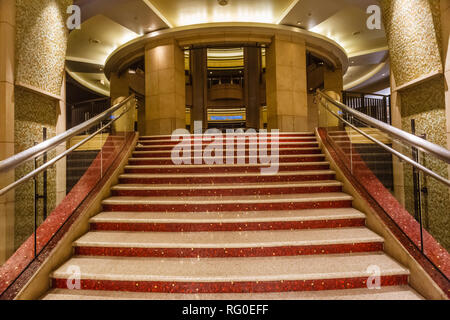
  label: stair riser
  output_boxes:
[74,242,383,258]
[128,156,326,165]
[102,200,353,213]
[90,218,366,232]
[133,149,322,158]
[112,186,342,197]
[52,275,408,293]
[135,144,319,151]
[139,134,316,141]
[118,174,336,185]
[140,138,318,146]
[124,164,330,174]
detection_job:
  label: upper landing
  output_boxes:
[104,22,349,80]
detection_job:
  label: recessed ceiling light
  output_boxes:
[89,38,101,45]
[217,0,229,6]
[297,20,302,25]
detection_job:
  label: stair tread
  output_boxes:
[129,154,326,161]
[112,180,343,191]
[91,208,366,224]
[42,286,423,300]
[139,133,316,139]
[74,228,383,249]
[119,170,336,178]
[134,147,321,153]
[136,143,319,149]
[102,193,353,205]
[124,161,330,169]
[51,253,409,282]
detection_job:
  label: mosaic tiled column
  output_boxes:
[0,0,15,264]
[13,0,71,250]
[266,35,308,132]
[442,0,450,176]
[144,38,186,136]
[381,0,450,249]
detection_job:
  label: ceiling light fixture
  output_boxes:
[217,0,229,6]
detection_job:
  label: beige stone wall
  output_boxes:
[323,67,344,128]
[13,0,71,250]
[145,39,186,135]
[0,0,16,264]
[266,35,308,132]
[381,0,450,249]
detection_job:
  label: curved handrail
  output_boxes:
[0,94,135,174]
[317,90,450,164]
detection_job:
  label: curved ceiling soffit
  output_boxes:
[104,22,349,80]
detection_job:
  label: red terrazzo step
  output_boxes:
[101,193,353,213]
[132,147,322,158]
[73,228,384,258]
[135,142,320,152]
[89,208,367,232]
[128,154,327,166]
[51,254,410,293]
[118,171,336,185]
[123,162,331,174]
[139,137,318,146]
[111,181,342,197]
[138,133,316,141]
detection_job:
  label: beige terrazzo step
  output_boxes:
[90,208,366,225]
[73,228,383,249]
[41,285,423,300]
[139,132,316,140]
[133,147,322,154]
[112,180,343,192]
[51,253,409,283]
[102,193,353,206]
[124,161,330,170]
[118,170,336,180]
[136,141,319,148]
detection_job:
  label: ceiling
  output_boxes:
[68,0,390,96]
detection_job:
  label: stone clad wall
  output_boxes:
[13,0,71,249]
[381,0,450,249]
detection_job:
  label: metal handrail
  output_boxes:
[0,98,135,197]
[317,90,450,164]
[317,96,450,187]
[0,94,135,174]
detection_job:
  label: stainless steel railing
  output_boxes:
[316,90,450,188]
[0,94,136,196]
[317,90,450,164]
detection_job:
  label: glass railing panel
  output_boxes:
[317,93,449,279]
[0,96,136,294]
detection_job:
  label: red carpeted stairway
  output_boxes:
[42,133,422,300]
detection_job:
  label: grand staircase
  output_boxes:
[42,132,422,300]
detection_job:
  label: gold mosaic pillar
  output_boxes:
[442,0,450,169]
[144,38,186,136]
[266,35,308,132]
[0,0,16,264]
[381,0,449,249]
[13,0,71,249]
